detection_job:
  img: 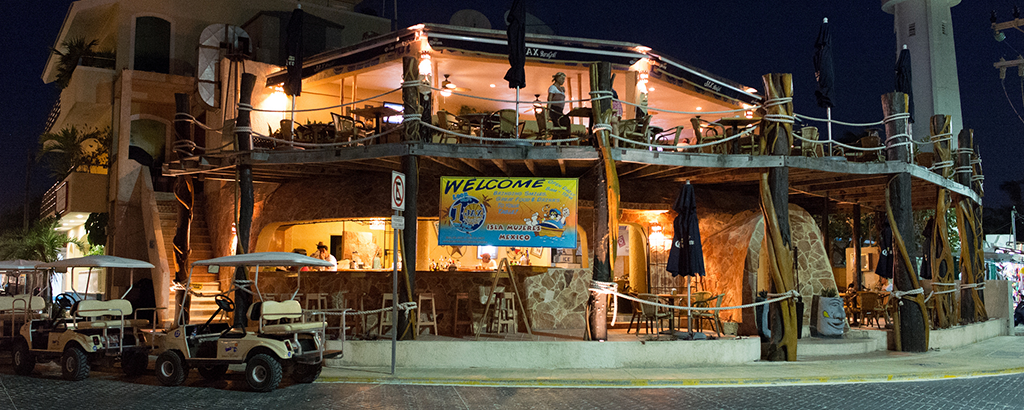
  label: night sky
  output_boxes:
[2,1,1021,221]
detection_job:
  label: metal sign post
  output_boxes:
[390,171,405,375]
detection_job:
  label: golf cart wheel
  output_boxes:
[197,364,229,380]
[12,339,34,375]
[155,351,188,386]
[245,354,282,392]
[121,350,149,376]
[61,346,90,381]
[291,362,323,383]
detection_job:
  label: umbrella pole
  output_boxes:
[826,107,833,156]
[515,88,521,139]
[290,96,297,143]
[686,276,692,335]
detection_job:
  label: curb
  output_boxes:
[316,366,1024,388]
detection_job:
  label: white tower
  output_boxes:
[882,0,964,146]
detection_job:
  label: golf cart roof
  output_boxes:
[0,259,44,270]
[37,255,155,269]
[192,252,333,267]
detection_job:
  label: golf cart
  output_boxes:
[0,260,48,350]
[13,255,156,381]
[151,252,338,392]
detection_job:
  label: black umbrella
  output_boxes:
[283,7,304,97]
[895,45,914,123]
[503,0,527,89]
[813,17,835,110]
[813,17,835,152]
[667,181,705,336]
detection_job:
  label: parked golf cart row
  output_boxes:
[1,252,338,392]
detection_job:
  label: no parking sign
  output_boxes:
[391,171,405,211]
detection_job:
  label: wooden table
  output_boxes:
[456,113,495,137]
[350,106,402,136]
[717,116,762,154]
[657,292,711,334]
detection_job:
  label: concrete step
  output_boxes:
[795,329,888,359]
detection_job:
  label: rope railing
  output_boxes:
[609,126,752,150]
[589,286,800,312]
[617,98,753,116]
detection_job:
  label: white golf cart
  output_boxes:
[151,252,337,392]
[14,255,156,381]
[0,260,48,351]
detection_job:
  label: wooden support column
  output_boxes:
[853,204,862,289]
[955,128,987,323]
[760,73,796,361]
[172,93,194,325]
[588,61,616,341]
[882,91,928,352]
[929,114,956,329]
[400,56,420,340]
[233,73,257,328]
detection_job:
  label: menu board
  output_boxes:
[438,177,578,248]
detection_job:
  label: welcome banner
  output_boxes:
[438,177,578,248]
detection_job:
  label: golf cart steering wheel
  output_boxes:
[55,293,77,310]
[215,295,235,312]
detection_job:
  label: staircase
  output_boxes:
[156,192,222,324]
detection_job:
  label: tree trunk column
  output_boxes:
[929,114,956,329]
[588,61,615,341]
[172,93,194,326]
[233,73,257,328]
[882,92,928,352]
[955,129,987,323]
[760,73,797,361]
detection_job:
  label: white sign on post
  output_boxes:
[391,171,406,211]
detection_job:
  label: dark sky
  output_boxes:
[3,1,1021,217]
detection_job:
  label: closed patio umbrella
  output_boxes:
[667,181,705,337]
[813,17,835,150]
[895,45,914,124]
[504,0,527,137]
[283,6,304,142]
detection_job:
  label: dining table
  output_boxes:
[456,112,496,138]
[349,105,402,136]
[657,291,712,334]
[717,116,762,154]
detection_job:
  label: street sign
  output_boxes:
[391,214,405,230]
[391,171,405,211]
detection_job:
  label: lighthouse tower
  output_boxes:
[882,0,964,145]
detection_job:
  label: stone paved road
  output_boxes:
[1,363,1023,409]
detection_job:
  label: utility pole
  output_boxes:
[992,10,1024,77]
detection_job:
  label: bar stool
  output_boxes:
[306,293,328,310]
[379,293,394,336]
[417,293,437,336]
[453,293,472,337]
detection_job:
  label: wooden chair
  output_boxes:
[331,112,367,143]
[652,125,685,151]
[693,293,725,337]
[637,293,671,335]
[690,117,726,154]
[621,114,652,148]
[535,108,568,142]
[856,291,883,327]
[434,110,464,143]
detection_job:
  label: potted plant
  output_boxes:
[810,287,845,338]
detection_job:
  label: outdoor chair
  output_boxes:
[856,291,884,328]
[690,117,726,154]
[637,293,671,335]
[693,293,725,337]
[535,108,568,143]
[626,292,643,334]
[651,125,685,151]
[434,110,467,143]
[620,114,652,148]
[332,113,367,143]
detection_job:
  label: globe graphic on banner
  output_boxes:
[448,195,487,233]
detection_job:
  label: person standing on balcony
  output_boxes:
[547,72,568,128]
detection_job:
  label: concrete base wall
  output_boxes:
[928,319,1007,351]
[326,338,761,369]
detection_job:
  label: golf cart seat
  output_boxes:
[255,300,326,334]
[0,295,47,318]
[74,299,149,329]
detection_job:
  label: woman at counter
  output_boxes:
[480,253,498,271]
